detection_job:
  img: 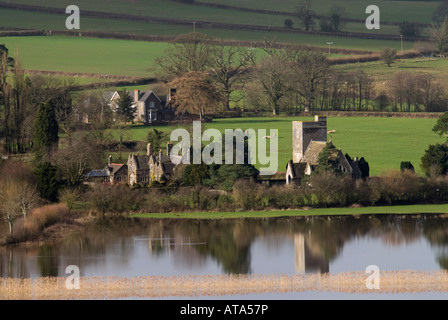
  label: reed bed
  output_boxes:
[1,271,448,300]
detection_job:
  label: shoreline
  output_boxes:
[131,203,448,219]
[2,203,448,248]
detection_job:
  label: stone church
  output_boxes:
[286,116,362,185]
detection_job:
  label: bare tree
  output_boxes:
[295,0,315,31]
[389,72,407,111]
[155,32,214,79]
[417,74,447,112]
[73,89,113,147]
[51,132,107,186]
[209,46,254,111]
[17,182,40,220]
[0,179,39,236]
[352,69,375,111]
[254,53,289,116]
[432,16,448,56]
[288,49,329,112]
[169,71,223,120]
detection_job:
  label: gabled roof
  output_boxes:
[109,163,127,175]
[139,91,162,104]
[300,141,327,165]
[287,160,307,178]
[161,162,176,175]
[102,91,119,103]
[129,155,150,170]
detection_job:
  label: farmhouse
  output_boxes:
[286,116,362,184]
[85,156,128,184]
[103,89,176,125]
[127,142,185,186]
[86,141,187,186]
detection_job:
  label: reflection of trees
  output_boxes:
[422,216,448,271]
[147,220,254,274]
[4,214,448,277]
[368,216,422,245]
[0,247,31,278]
[37,245,59,277]
[143,216,437,275]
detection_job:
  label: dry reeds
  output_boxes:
[1,271,448,300]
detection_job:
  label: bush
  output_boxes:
[232,179,265,210]
[59,188,81,211]
[400,161,415,172]
[89,184,144,218]
[309,171,355,207]
[11,204,70,242]
[399,21,420,37]
[284,19,294,28]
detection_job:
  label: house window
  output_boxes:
[149,101,155,109]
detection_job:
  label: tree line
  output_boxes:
[154,32,448,118]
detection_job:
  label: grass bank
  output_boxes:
[131,203,448,219]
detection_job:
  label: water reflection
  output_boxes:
[2,214,448,278]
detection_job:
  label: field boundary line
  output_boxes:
[0,2,432,43]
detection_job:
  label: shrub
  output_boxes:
[399,21,421,37]
[380,47,397,67]
[59,188,81,211]
[11,204,70,242]
[232,179,265,210]
[309,171,355,207]
[31,203,69,229]
[400,161,415,172]
[89,184,144,218]
[284,19,294,28]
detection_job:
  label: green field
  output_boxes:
[131,203,448,219]
[334,57,448,92]
[123,116,446,177]
[0,0,421,51]
[0,36,169,77]
[0,34,415,81]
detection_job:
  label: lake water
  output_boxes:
[2,214,448,299]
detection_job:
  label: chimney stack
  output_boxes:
[108,155,112,167]
[167,142,173,157]
[147,143,153,156]
[134,90,140,103]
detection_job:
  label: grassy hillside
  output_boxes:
[124,116,446,176]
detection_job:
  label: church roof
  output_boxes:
[300,141,327,165]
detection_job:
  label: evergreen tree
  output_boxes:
[316,142,341,174]
[433,111,448,137]
[34,162,60,202]
[421,143,448,176]
[116,90,135,124]
[33,101,59,160]
[400,161,415,172]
